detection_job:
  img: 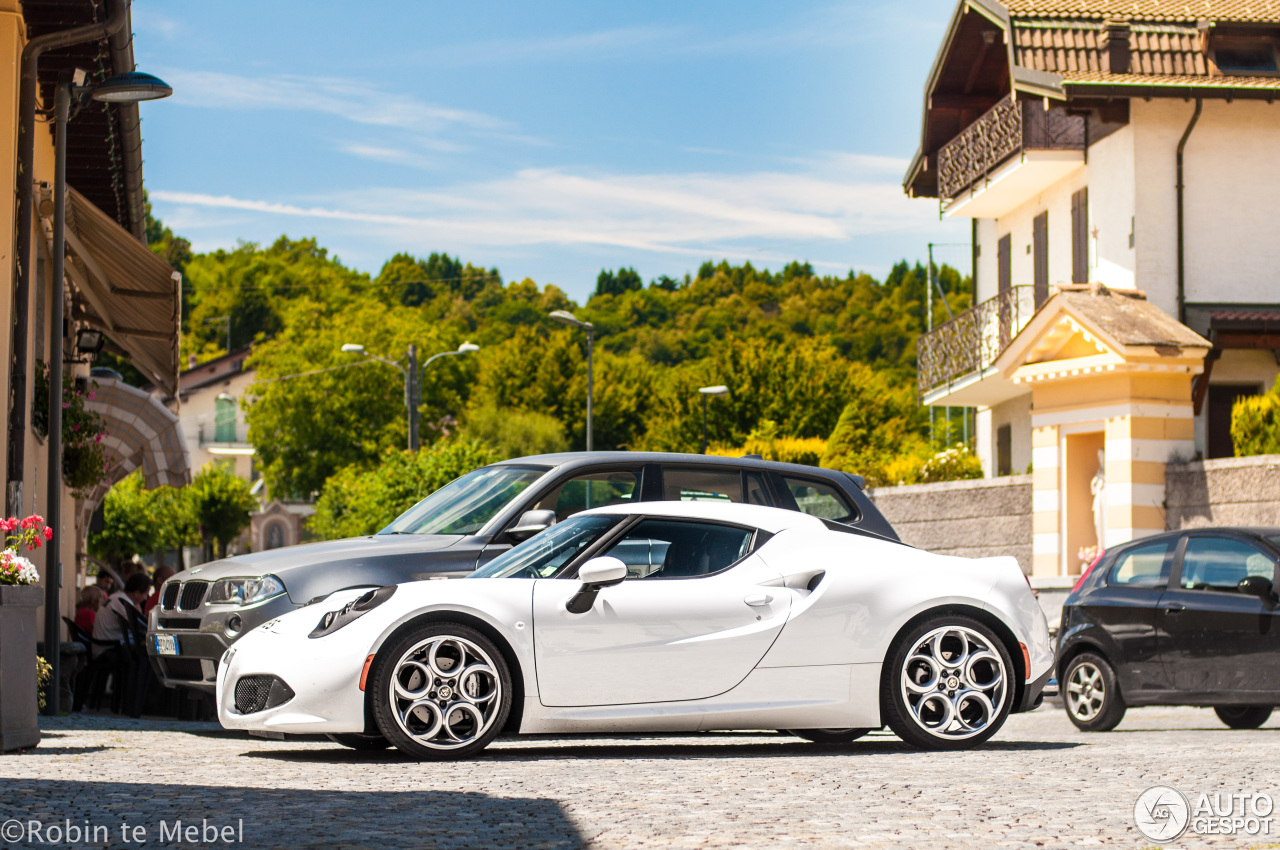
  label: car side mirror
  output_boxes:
[566,557,627,614]
[507,509,556,542]
[1238,575,1277,607]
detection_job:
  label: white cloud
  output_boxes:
[151,156,939,264]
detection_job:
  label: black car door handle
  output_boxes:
[1161,603,1186,613]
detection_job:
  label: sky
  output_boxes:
[135,0,969,303]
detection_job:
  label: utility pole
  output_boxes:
[407,343,419,452]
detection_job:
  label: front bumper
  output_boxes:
[148,593,300,694]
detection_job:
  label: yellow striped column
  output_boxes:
[1031,424,1060,578]
[1103,409,1195,547]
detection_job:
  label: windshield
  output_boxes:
[378,465,548,536]
[470,514,623,579]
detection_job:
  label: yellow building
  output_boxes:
[0,0,185,643]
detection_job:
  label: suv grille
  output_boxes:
[161,582,180,610]
[178,581,208,611]
[234,675,295,714]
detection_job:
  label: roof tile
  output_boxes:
[1004,0,1280,23]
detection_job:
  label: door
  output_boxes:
[1157,534,1280,694]
[1081,539,1174,695]
[532,518,790,706]
[1206,385,1261,459]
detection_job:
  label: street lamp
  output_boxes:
[698,386,729,454]
[42,68,173,717]
[340,341,479,451]
[549,310,594,451]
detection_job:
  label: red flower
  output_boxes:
[44,527,53,541]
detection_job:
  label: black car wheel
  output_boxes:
[1214,706,1273,729]
[1063,653,1126,732]
[326,732,391,751]
[881,615,1014,750]
[371,622,513,761]
[785,728,872,744]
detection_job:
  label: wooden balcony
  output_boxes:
[917,285,1038,406]
[937,95,1086,218]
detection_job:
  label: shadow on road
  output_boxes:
[0,779,584,849]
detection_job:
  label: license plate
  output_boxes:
[153,634,179,655]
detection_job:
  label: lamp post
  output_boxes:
[549,310,594,451]
[43,70,172,716]
[698,386,729,454]
[341,342,479,451]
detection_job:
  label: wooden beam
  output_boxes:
[929,94,1001,111]
[1215,331,1280,349]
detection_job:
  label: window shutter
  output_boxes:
[1071,187,1088,283]
[997,234,1011,293]
[1033,211,1049,306]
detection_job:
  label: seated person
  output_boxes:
[92,573,150,658]
[74,585,106,633]
[94,571,117,597]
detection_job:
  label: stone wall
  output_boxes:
[866,475,1033,573]
[1165,454,1280,530]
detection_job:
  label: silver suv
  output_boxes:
[148,451,896,694]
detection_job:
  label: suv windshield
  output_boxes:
[470,514,623,579]
[378,465,547,536]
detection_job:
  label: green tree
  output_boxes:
[309,439,499,540]
[461,403,568,459]
[189,464,257,559]
[88,473,198,570]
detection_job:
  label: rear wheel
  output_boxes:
[370,623,513,761]
[786,728,871,744]
[1214,706,1273,729]
[326,732,390,751]
[1063,653,1126,732]
[881,616,1014,750]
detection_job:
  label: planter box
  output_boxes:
[0,584,43,752]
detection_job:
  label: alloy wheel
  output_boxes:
[1065,660,1106,722]
[899,625,1008,741]
[388,635,503,751]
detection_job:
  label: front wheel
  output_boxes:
[1062,653,1126,732]
[881,616,1014,750]
[370,623,513,761]
[785,728,872,744]
[1215,706,1273,729]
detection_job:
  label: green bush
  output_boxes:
[1232,379,1280,457]
[309,438,499,540]
[919,444,983,483]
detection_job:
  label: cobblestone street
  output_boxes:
[3,704,1278,848]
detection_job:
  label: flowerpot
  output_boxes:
[0,584,44,751]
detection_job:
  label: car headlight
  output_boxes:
[208,575,287,606]
[309,585,397,639]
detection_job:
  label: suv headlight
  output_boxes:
[208,575,286,606]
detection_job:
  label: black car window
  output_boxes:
[534,469,640,522]
[1179,537,1277,592]
[471,515,623,579]
[662,468,742,502]
[782,475,857,524]
[1108,541,1171,588]
[745,472,771,506]
[595,519,754,580]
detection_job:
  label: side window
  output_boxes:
[745,472,771,506]
[597,519,754,580]
[662,468,741,502]
[1179,537,1277,592]
[535,469,640,522]
[783,476,856,523]
[1108,541,1171,588]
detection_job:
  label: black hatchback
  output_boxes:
[1057,527,1280,731]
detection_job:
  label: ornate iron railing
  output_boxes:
[937,95,1087,203]
[917,285,1038,397]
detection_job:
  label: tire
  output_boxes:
[786,728,872,744]
[370,623,513,761]
[325,733,391,751]
[881,615,1015,750]
[1062,652,1126,732]
[1214,706,1273,730]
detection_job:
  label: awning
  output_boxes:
[39,185,181,396]
[76,377,191,528]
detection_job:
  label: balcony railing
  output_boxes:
[917,285,1038,397]
[937,95,1086,203]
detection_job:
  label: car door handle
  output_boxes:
[1161,603,1186,613]
[744,593,773,607]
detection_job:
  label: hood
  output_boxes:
[180,534,467,600]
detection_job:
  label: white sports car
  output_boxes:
[217,501,1053,759]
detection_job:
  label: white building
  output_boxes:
[905,0,1280,577]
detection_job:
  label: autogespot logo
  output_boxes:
[1134,786,1191,843]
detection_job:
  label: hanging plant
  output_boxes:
[33,361,110,498]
